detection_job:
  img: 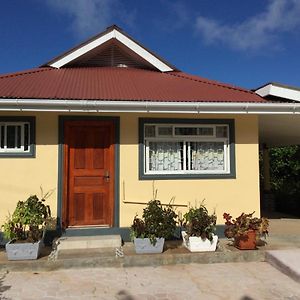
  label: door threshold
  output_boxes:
[67,225,110,230]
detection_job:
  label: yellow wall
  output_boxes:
[0,113,58,225]
[119,113,260,226]
[0,112,260,227]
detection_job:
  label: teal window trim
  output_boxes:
[139,118,236,180]
[0,116,35,158]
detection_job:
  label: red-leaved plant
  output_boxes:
[223,212,269,240]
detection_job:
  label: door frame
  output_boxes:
[57,116,120,230]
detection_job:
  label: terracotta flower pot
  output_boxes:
[235,230,256,250]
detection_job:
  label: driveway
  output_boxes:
[1,262,300,300]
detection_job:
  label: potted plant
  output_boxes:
[130,199,177,254]
[181,203,218,252]
[223,212,269,250]
[2,193,52,260]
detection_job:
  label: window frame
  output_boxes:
[0,117,36,158]
[139,118,235,180]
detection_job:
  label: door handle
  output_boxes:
[104,170,110,182]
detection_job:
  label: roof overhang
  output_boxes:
[1,99,300,114]
[259,115,300,146]
[255,83,300,102]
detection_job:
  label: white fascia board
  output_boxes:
[255,85,272,97]
[256,84,300,102]
[50,29,173,72]
[0,99,300,114]
[50,31,115,68]
[114,31,173,72]
[270,85,300,102]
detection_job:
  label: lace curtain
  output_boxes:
[191,142,224,171]
[148,141,225,172]
[149,142,182,171]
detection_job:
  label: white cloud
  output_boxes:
[170,1,190,29]
[46,0,132,38]
[195,0,300,51]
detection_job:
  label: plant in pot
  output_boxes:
[181,203,218,252]
[2,193,52,260]
[130,199,177,254]
[223,212,269,250]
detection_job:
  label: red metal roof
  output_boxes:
[0,67,265,102]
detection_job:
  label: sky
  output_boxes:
[0,0,300,90]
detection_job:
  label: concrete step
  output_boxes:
[56,235,122,251]
[266,249,300,283]
[57,248,117,260]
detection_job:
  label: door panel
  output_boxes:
[63,120,115,227]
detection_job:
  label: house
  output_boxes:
[0,25,299,239]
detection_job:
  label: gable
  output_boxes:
[44,25,175,72]
[64,40,157,70]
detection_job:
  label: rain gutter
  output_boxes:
[0,99,299,114]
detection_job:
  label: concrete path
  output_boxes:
[1,262,300,300]
[266,249,300,283]
[267,219,300,249]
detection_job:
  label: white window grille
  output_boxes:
[0,122,31,153]
[144,124,230,175]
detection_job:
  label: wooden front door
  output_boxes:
[63,120,115,227]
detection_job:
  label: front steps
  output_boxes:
[55,235,122,254]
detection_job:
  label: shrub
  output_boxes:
[131,200,177,245]
[183,203,217,242]
[2,194,52,243]
[223,212,269,240]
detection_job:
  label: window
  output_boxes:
[0,117,35,157]
[139,119,235,179]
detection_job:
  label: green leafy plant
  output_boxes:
[183,203,217,242]
[259,146,300,216]
[2,193,52,243]
[223,212,269,240]
[130,199,177,245]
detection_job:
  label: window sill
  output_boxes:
[0,151,35,158]
[139,173,236,180]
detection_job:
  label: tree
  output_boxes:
[268,145,300,215]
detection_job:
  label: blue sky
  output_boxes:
[0,0,300,89]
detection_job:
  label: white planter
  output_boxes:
[182,231,218,252]
[133,237,165,254]
[5,239,43,260]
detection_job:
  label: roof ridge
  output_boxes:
[0,67,52,80]
[168,71,254,95]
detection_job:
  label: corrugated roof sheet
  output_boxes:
[0,67,265,102]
